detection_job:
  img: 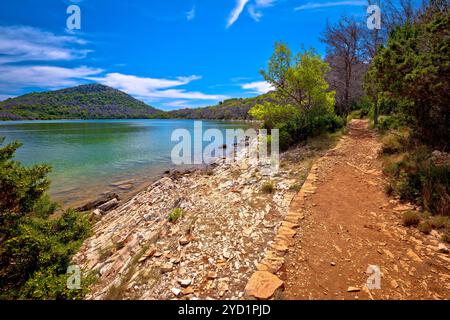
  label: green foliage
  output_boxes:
[250,43,341,150]
[261,181,275,194]
[430,215,450,229]
[418,221,432,234]
[367,6,450,148]
[261,43,335,113]
[168,208,183,222]
[380,129,411,154]
[0,84,162,120]
[0,138,91,299]
[402,211,421,227]
[442,231,450,244]
[249,102,299,130]
[383,144,450,217]
[169,92,276,120]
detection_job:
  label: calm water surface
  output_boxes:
[0,119,250,206]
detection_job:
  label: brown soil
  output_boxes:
[280,120,450,300]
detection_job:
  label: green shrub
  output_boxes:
[277,112,344,151]
[168,208,183,222]
[384,145,450,217]
[289,183,302,192]
[380,129,411,155]
[402,211,421,227]
[442,232,450,244]
[418,221,432,234]
[0,138,91,299]
[261,181,275,194]
[430,216,450,229]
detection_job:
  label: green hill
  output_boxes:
[168,92,275,120]
[0,84,164,120]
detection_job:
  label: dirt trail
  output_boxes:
[280,120,450,300]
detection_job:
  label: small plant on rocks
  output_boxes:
[402,211,420,227]
[261,181,275,194]
[168,208,183,222]
[418,221,432,234]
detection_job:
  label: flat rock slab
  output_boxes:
[245,271,284,300]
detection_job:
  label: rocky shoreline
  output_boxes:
[73,136,337,300]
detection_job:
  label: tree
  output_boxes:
[253,43,340,150]
[368,2,450,148]
[321,16,366,115]
[0,138,91,299]
[249,102,299,130]
[260,43,335,114]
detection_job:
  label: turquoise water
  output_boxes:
[0,119,250,207]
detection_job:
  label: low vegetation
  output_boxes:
[249,44,344,151]
[168,208,183,222]
[370,3,450,243]
[0,138,92,299]
[0,84,164,120]
[261,181,275,194]
[402,211,421,227]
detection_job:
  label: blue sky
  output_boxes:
[0,0,371,110]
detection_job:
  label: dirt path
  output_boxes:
[280,120,450,300]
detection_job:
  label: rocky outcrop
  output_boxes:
[76,192,120,212]
[244,271,284,299]
[73,139,319,300]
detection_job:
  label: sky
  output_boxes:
[0,0,372,110]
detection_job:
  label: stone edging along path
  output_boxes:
[244,143,329,300]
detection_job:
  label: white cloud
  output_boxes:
[0,25,90,64]
[90,73,228,102]
[255,0,276,6]
[186,6,196,21]
[248,6,263,21]
[247,0,276,22]
[0,94,15,101]
[241,81,274,94]
[227,0,250,28]
[0,65,103,90]
[295,1,366,11]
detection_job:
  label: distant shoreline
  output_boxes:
[0,118,261,123]
[1,118,261,210]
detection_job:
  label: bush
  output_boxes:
[168,208,183,222]
[261,181,275,194]
[418,221,432,234]
[289,183,302,192]
[442,232,450,244]
[380,129,411,155]
[383,143,450,217]
[402,211,421,227]
[0,138,91,299]
[430,216,450,229]
[277,112,344,151]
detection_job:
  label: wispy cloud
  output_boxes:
[0,25,90,64]
[241,81,274,94]
[295,1,366,11]
[90,73,228,102]
[248,0,276,22]
[186,6,196,21]
[0,65,102,90]
[0,94,14,101]
[227,0,250,28]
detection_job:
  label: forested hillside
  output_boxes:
[0,84,164,120]
[168,93,275,120]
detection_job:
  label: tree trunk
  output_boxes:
[373,94,379,126]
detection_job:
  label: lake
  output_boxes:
[0,119,250,207]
